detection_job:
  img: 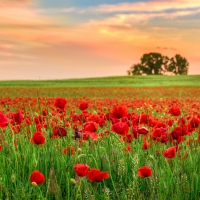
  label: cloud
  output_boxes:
[0,0,33,8]
[85,0,200,13]
[0,44,13,50]
[0,0,200,79]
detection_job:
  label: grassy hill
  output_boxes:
[0,75,199,87]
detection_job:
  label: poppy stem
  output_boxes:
[99,146,121,200]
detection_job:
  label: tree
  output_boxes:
[130,64,143,75]
[130,53,169,75]
[167,54,189,75]
[129,52,189,75]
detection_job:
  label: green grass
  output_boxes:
[0,83,200,199]
[1,96,200,200]
[0,75,200,87]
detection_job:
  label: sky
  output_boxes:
[0,0,200,80]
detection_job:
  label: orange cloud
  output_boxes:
[0,0,33,8]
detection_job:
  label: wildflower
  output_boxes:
[163,147,176,158]
[111,122,129,136]
[189,117,199,128]
[54,98,67,111]
[31,132,46,145]
[111,106,128,119]
[0,111,9,128]
[53,126,67,137]
[138,127,149,135]
[142,140,150,150]
[62,146,75,155]
[30,170,45,184]
[87,168,109,182]
[13,111,24,124]
[140,113,149,124]
[138,166,152,178]
[74,164,89,177]
[79,102,88,111]
[83,121,98,132]
[169,107,181,116]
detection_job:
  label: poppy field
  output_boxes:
[0,86,200,200]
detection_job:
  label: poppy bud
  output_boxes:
[77,148,82,154]
[70,178,77,185]
[31,182,38,187]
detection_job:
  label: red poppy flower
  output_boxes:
[25,117,31,125]
[54,98,67,111]
[82,132,89,140]
[83,121,98,132]
[142,140,150,150]
[163,147,176,158]
[30,170,45,184]
[88,132,99,140]
[79,102,88,111]
[138,127,149,135]
[140,113,149,124]
[138,166,152,178]
[152,127,166,138]
[171,125,188,140]
[122,134,134,143]
[31,132,46,145]
[13,111,24,124]
[36,124,42,132]
[74,164,89,177]
[132,126,139,139]
[122,145,132,154]
[53,127,67,137]
[82,131,99,141]
[178,116,186,125]
[111,122,129,136]
[189,117,199,128]
[62,146,75,155]
[169,107,181,116]
[87,168,109,182]
[0,111,9,128]
[111,106,128,119]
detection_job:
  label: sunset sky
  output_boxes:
[0,0,200,80]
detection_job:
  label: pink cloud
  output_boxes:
[0,0,33,8]
[0,44,13,50]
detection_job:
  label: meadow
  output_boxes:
[0,75,200,200]
[0,75,200,87]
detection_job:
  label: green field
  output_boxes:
[0,75,199,87]
[1,75,200,200]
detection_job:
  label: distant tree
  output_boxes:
[140,53,169,74]
[128,53,189,75]
[131,64,143,75]
[129,53,169,75]
[167,54,189,75]
[127,70,131,76]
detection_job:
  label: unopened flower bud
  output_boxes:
[31,182,38,187]
[77,148,82,154]
[70,178,77,185]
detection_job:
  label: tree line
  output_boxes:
[128,53,189,75]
